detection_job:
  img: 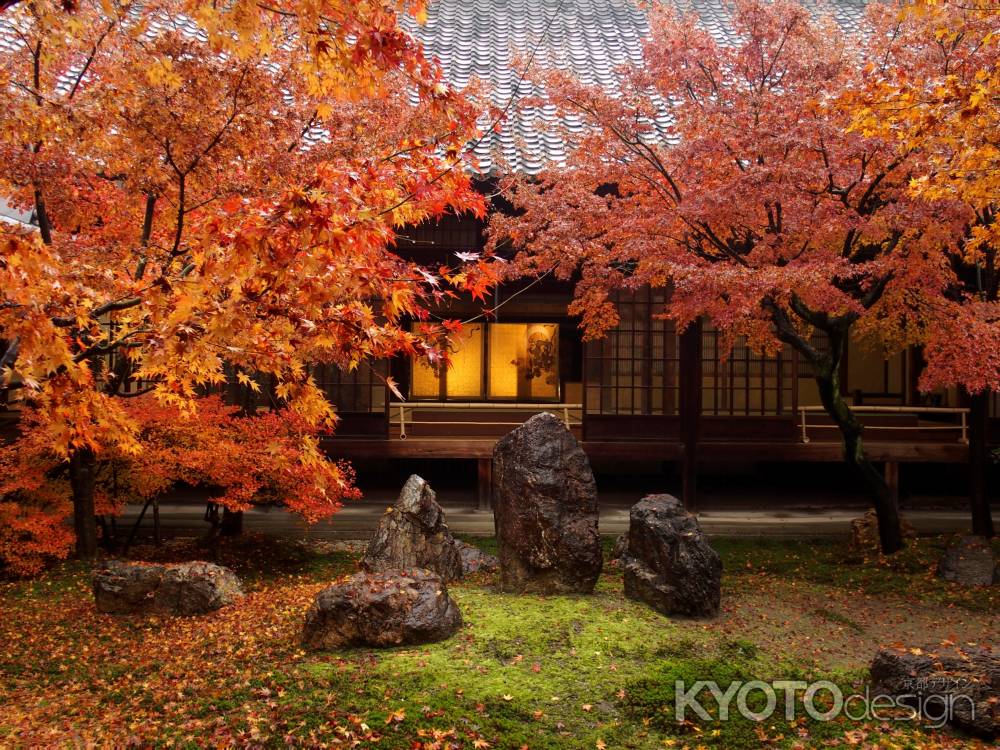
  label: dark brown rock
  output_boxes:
[302,569,462,650]
[361,475,464,581]
[621,495,721,618]
[93,560,244,616]
[492,412,602,593]
[871,644,999,738]
[937,535,997,586]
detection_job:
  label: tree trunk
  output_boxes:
[812,343,904,554]
[220,508,243,537]
[768,300,904,554]
[69,447,99,559]
[968,390,995,537]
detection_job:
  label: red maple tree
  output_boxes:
[490,0,991,553]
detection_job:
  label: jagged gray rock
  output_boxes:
[302,569,462,649]
[937,535,997,586]
[871,644,999,739]
[93,560,244,615]
[361,475,464,581]
[360,475,498,581]
[492,412,602,594]
[621,495,722,618]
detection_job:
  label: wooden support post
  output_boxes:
[679,319,703,509]
[968,390,995,537]
[885,461,899,506]
[477,457,492,512]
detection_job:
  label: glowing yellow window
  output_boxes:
[488,323,559,401]
[410,323,484,399]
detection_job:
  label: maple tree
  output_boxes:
[850,0,999,537]
[0,0,490,560]
[0,395,359,575]
[489,0,991,554]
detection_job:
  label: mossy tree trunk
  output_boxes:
[768,301,904,554]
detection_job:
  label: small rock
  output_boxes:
[492,412,602,594]
[870,644,999,739]
[621,494,722,618]
[93,560,244,616]
[302,569,462,650]
[610,532,629,561]
[849,509,917,553]
[456,541,499,575]
[937,535,997,586]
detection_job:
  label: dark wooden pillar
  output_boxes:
[969,390,995,537]
[477,457,492,511]
[885,461,899,506]
[679,319,703,509]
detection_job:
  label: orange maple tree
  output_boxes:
[0,396,360,575]
[490,0,989,554]
[850,0,999,537]
[0,0,491,560]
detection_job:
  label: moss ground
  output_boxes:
[0,534,995,748]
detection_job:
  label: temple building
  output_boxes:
[314,0,982,509]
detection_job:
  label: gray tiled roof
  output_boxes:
[400,0,871,174]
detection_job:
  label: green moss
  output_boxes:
[712,536,1000,613]
[2,534,991,748]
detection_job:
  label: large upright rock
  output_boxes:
[362,475,465,581]
[492,412,602,593]
[302,569,463,650]
[93,560,244,616]
[621,495,721,618]
[871,644,999,739]
[937,535,997,586]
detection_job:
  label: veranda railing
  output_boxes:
[390,402,583,439]
[797,405,969,444]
